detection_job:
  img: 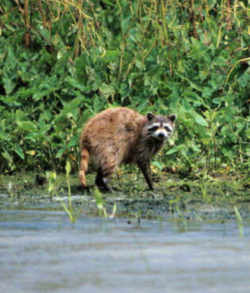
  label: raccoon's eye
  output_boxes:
[148,126,158,132]
[164,126,172,132]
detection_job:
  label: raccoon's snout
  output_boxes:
[158,132,165,139]
[152,129,168,140]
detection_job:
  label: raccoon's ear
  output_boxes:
[168,114,176,122]
[147,113,155,121]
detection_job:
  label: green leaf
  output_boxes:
[66,77,87,91]
[99,83,115,98]
[3,77,16,95]
[166,145,184,155]
[15,145,24,160]
[2,151,13,163]
[65,160,71,175]
[17,121,37,132]
[56,148,65,159]
[152,160,164,170]
[193,113,208,127]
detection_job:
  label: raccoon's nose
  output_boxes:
[158,133,165,139]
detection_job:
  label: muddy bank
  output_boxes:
[0,171,249,222]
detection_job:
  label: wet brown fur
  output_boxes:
[79,107,175,192]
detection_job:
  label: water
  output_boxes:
[1,209,250,293]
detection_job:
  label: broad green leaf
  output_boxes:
[17,121,37,132]
[193,113,208,127]
[152,160,164,170]
[166,145,184,155]
[99,83,115,98]
[14,145,24,160]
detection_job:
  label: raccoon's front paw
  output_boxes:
[75,184,92,193]
[97,184,113,193]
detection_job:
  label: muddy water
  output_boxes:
[1,208,250,293]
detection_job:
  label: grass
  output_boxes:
[61,160,81,223]
[234,206,244,237]
[0,166,249,223]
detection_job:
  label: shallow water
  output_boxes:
[1,208,250,293]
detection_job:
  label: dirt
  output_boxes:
[0,170,249,222]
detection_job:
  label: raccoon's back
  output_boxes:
[80,107,146,159]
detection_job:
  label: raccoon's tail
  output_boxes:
[79,147,89,188]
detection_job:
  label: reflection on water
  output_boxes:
[0,209,250,293]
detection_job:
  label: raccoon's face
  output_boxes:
[146,113,176,141]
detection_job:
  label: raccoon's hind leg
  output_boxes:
[95,158,117,192]
[79,148,89,189]
[95,168,112,192]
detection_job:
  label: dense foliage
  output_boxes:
[0,0,249,175]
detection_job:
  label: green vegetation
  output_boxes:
[0,171,249,223]
[61,160,79,223]
[234,206,244,236]
[0,1,249,183]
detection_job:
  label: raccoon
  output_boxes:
[79,107,176,192]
